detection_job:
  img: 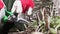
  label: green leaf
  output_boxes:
[50,28,56,34]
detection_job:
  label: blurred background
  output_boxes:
[2,0,60,34]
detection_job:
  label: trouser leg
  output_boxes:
[0,10,5,29]
[0,21,14,34]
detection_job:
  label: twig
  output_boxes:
[43,8,50,31]
[55,25,60,34]
[36,11,41,25]
[35,25,40,31]
[38,26,44,32]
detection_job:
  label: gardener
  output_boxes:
[0,0,14,34]
[0,0,6,29]
[0,0,6,23]
[11,0,34,20]
[0,0,34,34]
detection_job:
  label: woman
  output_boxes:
[0,0,6,29]
[11,0,34,20]
[11,0,34,31]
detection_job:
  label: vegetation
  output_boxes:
[3,0,60,34]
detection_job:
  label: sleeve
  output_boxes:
[27,0,34,15]
[16,1,22,13]
[29,0,34,8]
[11,1,17,13]
[11,0,22,14]
[17,1,23,20]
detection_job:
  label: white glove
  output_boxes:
[27,7,32,15]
